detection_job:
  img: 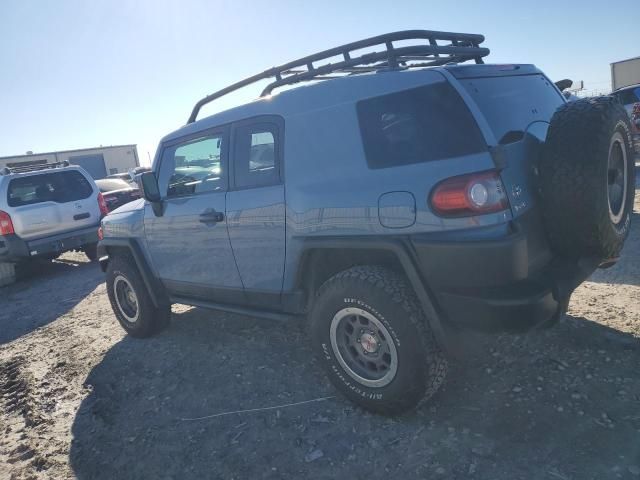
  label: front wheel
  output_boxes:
[106,254,170,338]
[309,266,447,415]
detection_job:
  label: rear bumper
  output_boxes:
[411,213,597,332]
[0,226,99,262]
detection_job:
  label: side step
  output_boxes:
[170,296,300,323]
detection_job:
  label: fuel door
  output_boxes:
[378,191,416,229]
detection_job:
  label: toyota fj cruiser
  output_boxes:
[98,31,635,415]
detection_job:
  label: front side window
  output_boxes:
[8,170,93,207]
[164,134,224,197]
[233,123,279,188]
[357,82,486,169]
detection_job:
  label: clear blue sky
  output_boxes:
[0,0,636,164]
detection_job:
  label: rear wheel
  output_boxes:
[309,266,447,415]
[106,254,170,337]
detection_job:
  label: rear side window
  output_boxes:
[7,171,94,207]
[357,82,486,169]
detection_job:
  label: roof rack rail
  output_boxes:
[0,161,70,176]
[187,29,489,124]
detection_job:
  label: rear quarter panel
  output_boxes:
[281,71,510,290]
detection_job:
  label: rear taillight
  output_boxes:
[98,193,109,216]
[97,225,104,241]
[0,210,15,235]
[430,171,509,217]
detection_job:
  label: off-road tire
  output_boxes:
[83,243,98,262]
[539,96,635,260]
[309,266,447,415]
[106,254,170,338]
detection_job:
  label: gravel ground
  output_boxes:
[1,191,639,480]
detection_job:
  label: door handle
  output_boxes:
[199,209,225,224]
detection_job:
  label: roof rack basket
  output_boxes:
[0,161,70,176]
[187,29,489,123]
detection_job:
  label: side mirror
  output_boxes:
[140,172,161,203]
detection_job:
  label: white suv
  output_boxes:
[0,162,107,273]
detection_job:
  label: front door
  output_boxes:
[144,127,243,299]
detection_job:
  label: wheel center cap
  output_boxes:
[360,333,379,353]
[127,291,136,304]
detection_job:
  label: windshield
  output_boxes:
[614,86,640,106]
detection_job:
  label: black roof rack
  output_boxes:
[0,161,70,176]
[187,30,489,124]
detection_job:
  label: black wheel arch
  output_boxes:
[293,237,448,346]
[98,238,169,308]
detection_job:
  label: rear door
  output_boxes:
[226,116,286,308]
[7,170,99,240]
[144,127,244,298]
[450,66,565,218]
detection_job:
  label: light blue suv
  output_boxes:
[98,31,635,414]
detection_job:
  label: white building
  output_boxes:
[611,56,640,91]
[0,144,140,179]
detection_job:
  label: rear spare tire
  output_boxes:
[539,96,635,261]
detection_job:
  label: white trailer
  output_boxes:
[611,56,640,91]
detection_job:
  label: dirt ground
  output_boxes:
[1,190,639,480]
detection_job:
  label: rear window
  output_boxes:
[95,178,131,192]
[459,74,564,143]
[357,82,486,169]
[7,171,94,207]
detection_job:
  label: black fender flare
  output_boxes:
[295,237,447,347]
[98,238,168,308]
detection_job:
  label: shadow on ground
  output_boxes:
[69,308,640,480]
[0,254,102,344]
